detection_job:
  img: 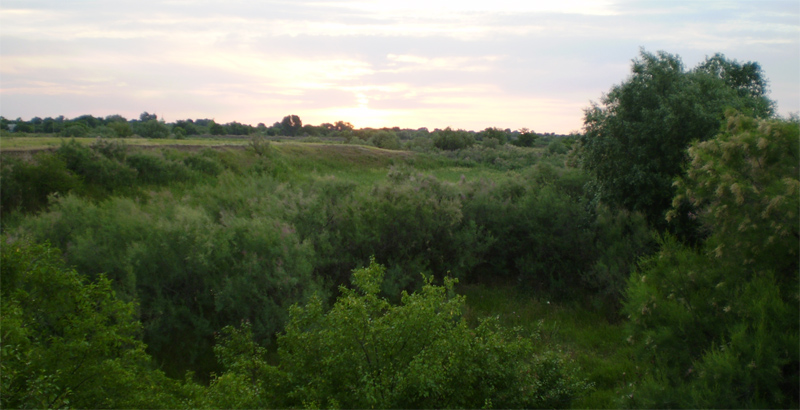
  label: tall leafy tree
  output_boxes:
[578,50,774,232]
[623,112,798,408]
[280,114,303,136]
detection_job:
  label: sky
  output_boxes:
[0,0,798,134]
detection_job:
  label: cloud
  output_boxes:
[0,0,797,132]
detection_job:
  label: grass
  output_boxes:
[458,282,640,409]
[0,136,251,151]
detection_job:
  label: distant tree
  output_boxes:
[480,127,508,145]
[225,121,252,136]
[209,120,225,136]
[74,114,102,128]
[432,127,475,150]
[368,130,400,149]
[173,119,199,136]
[137,119,169,139]
[513,127,537,147]
[13,122,33,133]
[333,120,354,132]
[139,111,158,122]
[280,115,302,136]
[105,114,128,123]
[60,123,90,138]
[577,49,774,232]
[108,121,133,138]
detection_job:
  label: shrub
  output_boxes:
[268,259,591,409]
[0,153,81,215]
[0,239,183,409]
[432,127,475,150]
[55,139,137,196]
[623,113,799,408]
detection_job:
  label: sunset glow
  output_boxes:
[1,0,797,132]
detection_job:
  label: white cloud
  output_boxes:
[0,0,797,132]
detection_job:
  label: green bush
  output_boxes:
[183,151,224,176]
[21,191,322,378]
[0,153,81,215]
[126,152,198,185]
[433,127,475,150]
[368,130,401,150]
[0,239,184,409]
[254,259,591,408]
[55,139,137,196]
[623,113,799,408]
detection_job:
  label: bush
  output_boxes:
[0,153,81,215]
[55,139,137,196]
[623,113,799,408]
[21,192,322,378]
[263,259,591,408]
[368,130,401,150]
[0,239,184,409]
[432,127,475,150]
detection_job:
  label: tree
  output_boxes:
[108,120,133,137]
[577,50,775,232]
[432,127,475,150]
[174,119,199,136]
[137,119,169,139]
[209,120,225,136]
[623,112,799,408]
[280,115,302,136]
[0,239,184,409]
[481,127,508,145]
[513,127,538,147]
[139,111,158,122]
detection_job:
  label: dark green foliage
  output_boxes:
[60,123,90,138]
[125,152,199,185]
[432,127,475,150]
[56,139,137,196]
[21,191,322,377]
[481,127,508,145]
[174,119,200,135]
[280,114,303,136]
[512,128,538,147]
[0,239,184,409]
[0,154,81,215]
[578,50,774,232]
[623,114,799,408]
[182,151,224,176]
[547,139,568,155]
[108,120,133,137]
[368,129,401,149]
[209,121,225,135]
[292,168,489,296]
[136,119,170,139]
[465,178,592,296]
[268,259,591,408]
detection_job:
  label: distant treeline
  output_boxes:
[0,112,571,147]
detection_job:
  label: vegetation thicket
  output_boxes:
[1,48,797,409]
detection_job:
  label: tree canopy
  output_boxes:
[578,50,774,232]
